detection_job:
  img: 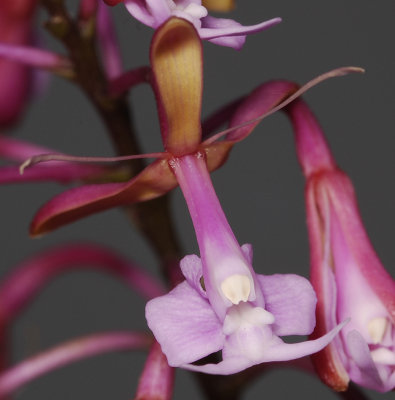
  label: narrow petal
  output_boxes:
[0,43,70,70]
[0,164,104,184]
[200,16,281,50]
[257,273,317,336]
[97,1,123,79]
[145,281,224,366]
[227,81,298,141]
[306,176,350,390]
[179,254,207,298]
[0,243,165,322]
[284,99,336,177]
[150,18,202,155]
[0,136,105,184]
[259,320,347,363]
[134,341,174,400]
[322,171,395,323]
[0,135,56,161]
[30,159,177,236]
[0,332,151,398]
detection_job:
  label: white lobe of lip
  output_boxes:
[370,347,395,365]
[183,4,208,18]
[368,317,388,345]
[221,274,251,305]
[222,302,275,335]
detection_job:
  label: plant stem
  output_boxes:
[40,0,182,282]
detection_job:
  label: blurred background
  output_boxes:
[1,0,395,398]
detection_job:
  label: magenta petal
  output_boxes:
[0,165,102,184]
[134,341,174,400]
[228,81,298,141]
[200,16,281,49]
[179,254,207,298]
[97,2,123,79]
[258,274,317,336]
[0,135,55,161]
[0,136,105,184]
[0,42,69,70]
[145,281,224,366]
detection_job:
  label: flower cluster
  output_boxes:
[0,1,393,399]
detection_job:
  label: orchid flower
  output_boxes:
[122,0,281,49]
[19,18,360,237]
[145,152,345,374]
[217,79,394,389]
[0,0,38,127]
[284,95,395,392]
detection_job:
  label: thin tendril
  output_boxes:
[203,66,365,145]
[19,152,168,175]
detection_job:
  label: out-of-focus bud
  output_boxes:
[0,0,38,128]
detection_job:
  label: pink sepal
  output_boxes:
[134,341,174,400]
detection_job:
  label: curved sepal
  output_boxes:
[150,18,202,155]
[228,81,298,141]
[30,159,177,236]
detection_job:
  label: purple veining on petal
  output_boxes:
[146,281,224,366]
[258,274,317,336]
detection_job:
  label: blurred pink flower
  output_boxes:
[286,96,395,392]
[0,0,38,127]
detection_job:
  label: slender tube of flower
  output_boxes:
[170,153,263,321]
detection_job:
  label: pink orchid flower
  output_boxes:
[19,19,355,375]
[285,97,395,392]
[122,0,281,49]
[145,152,345,374]
[222,78,395,391]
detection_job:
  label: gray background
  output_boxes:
[1,0,395,398]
